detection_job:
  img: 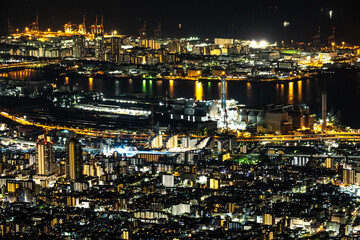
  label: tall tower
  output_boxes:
[220,75,228,130]
[35,12,39,31]
[312,27,321,45]
[66,137,83,181]
[328,27,335,47]
[8,19,15,34]
[138,20,147,39]
[33,13,39,32]
[78,14,86,34]
[322,91,327,132]
[30,13,40,32]
[153,21,162,38]
[36,135,53,175]
[220,75,226,110]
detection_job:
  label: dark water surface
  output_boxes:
[2,69,360,128]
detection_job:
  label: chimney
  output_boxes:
[322,91,327,132]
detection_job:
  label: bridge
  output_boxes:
[0,62,49,72]
[240,133,360,143]
[2,109,360,144]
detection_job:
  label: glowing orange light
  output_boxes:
[89,77,93,91]
[169,80,174,98]
[195,81,203,100]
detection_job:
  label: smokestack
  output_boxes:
[322,91,327,132]
[220,75,227,110]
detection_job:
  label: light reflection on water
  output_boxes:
[0,69,37,80]
[288,82,294,104]
[298,80,303,102]
[169,80,174,98]
[88,77,93,91]
[195,81,203,101]
[4,69,360,128]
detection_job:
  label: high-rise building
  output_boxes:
[343,168,355,185]
[111,36,120,63]
[209,178,219,189]
[73,35,85,58]
[162,174,174,187]
[149,134,163,148]
[164,135,178,149]
[95,36,104,61]
[36,135,53,175]
[66,137,83,181]
[325,157,334,169]
[263,213,275,226]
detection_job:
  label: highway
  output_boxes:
[267,153,360,159]
[0,111,153,139]
[0,62,49,71]
[0,137,178,157]
[0,136,100,151]
[240,133,360,142]
[2,109,360,143]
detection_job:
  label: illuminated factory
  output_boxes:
[3,13,359,75]
[4,14,128,60]
[8,14,103,39]
[3,14,172,63]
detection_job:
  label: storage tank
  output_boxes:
[239,109,248,122]
[248,111,258,124]
[257,111,266,123]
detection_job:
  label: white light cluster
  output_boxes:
[75,104,151,116]
[250,40,269,49]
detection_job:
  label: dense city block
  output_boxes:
[1,6,360,240]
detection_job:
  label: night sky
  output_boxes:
[1,0,360,44]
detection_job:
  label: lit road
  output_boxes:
[0,137,100,151]
[240,133,360,142]
[0,137,176,157]
[2,110,360,143]
[0,111,154,139]
[0,62,49,71]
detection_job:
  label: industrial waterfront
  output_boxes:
[2,3,360,238]
[1,68,360,128]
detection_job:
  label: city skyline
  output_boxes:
[2,1,360,238]
[2,0,360,43]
